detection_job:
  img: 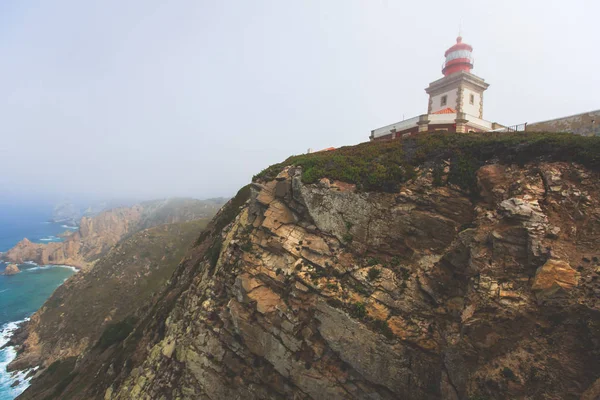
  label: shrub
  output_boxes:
[399,267,410,281]
[366,257,380,266]
[432,163,445,186]
[351,302,367,319]
[367,267,381,281]
[342,233,353,243]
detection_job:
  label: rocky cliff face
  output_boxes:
[16,134,600,399]
[2,198,224,270]
[100,162,599,400]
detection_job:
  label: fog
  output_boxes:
[0,0,598,201]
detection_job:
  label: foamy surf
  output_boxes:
[0,319,33,399]
[39,236,60,241]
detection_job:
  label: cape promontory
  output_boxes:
[14,133,600,400]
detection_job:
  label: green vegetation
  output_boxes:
[366,257,380,266]
[342,233,353,243]
[253,133,600,194]
[96,316,137,350]
[367,267,381,281]
[240,241,253,252]
[351,302,367,319]
[398,266,411,281]
[432,162,445,186]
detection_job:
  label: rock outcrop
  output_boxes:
[15,134,600,399]
[2,263,20,275]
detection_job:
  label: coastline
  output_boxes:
[0,319,35,399]
[0,262,78,398]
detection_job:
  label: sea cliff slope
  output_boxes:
[17,133,600,400]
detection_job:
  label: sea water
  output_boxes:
[0,203,77,399]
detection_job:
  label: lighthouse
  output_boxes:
[425,36,489,121]
[370,36,501,140]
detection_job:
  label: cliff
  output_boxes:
[7,219,211,376]
[2,198,224,270]
[16,133,600,399]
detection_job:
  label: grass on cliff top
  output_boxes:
[252,132,600,193]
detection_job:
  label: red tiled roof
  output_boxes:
[432,107,456,114]
[317,147,336,152]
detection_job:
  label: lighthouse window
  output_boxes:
[469,94,475,104]
[441,95,447,106]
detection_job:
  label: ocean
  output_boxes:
[0,204,77,399]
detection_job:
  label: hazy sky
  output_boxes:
[1,0,598,201]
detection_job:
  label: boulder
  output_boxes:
[2,264,20,275]
[532,259,579,300]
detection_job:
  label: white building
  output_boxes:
[371,36,502,141]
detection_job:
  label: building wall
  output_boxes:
[461,87,482,117]
[430,88,458,113]
[527,110,600,137]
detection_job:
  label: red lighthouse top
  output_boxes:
[442,36,473,76]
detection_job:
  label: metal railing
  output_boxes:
[489,123,527,133]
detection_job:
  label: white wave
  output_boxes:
[53,265,79,273]
[22,266,45,271]
[23,264,78,273]
[22,261,38,265]
[0,319,35,397]
[0,289,9,294]
[61,225,78,230]
[39,236,59,241]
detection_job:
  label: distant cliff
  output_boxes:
[2,198,225,270]
[15,133,600,400]
[49,202,80,225]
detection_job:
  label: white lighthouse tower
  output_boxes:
[425,36,489,122]
[370,36,501,140]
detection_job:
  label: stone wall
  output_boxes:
[527,109,600,136]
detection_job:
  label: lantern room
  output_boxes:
[442,36,474,76]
